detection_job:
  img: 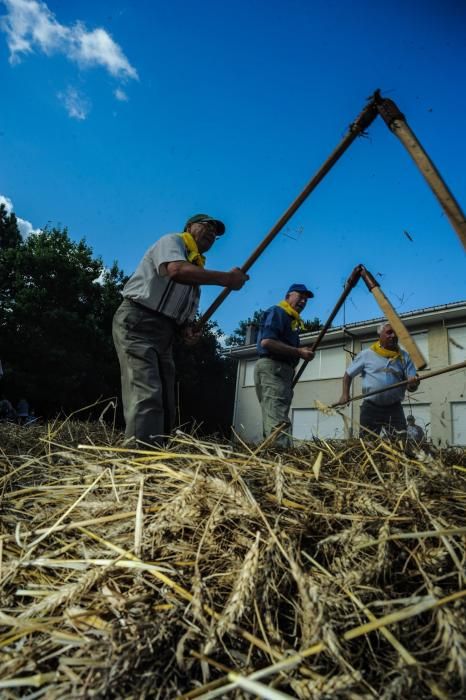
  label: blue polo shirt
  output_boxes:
[256,305,300,365]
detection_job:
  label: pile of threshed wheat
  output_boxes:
[1,420,465,699]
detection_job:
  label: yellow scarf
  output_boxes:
[277,300,305,331]
[178,233,206,268]
[370,341,401,361]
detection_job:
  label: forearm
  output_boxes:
[167,261,233,286]
[261,338,301,359]
[341,372,352,396]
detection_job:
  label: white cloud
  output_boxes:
[0,193,41,237]
[114,87,128,102]
[17,216,41,238]
[0,194,14,213]
[94,266,109,285]
[217,332,229,348]
[70,24,137,80]
[1,1,138,80]
[0,0,67,60]
[58,86,90,120]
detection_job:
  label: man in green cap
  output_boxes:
[113,214,249,447]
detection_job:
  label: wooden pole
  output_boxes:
[360,267,427,370]
[376,95,466,252]
[199,99,379,326]
[331,360,466,408]
[292,265,362,386]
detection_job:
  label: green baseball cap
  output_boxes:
[184,213,225,235]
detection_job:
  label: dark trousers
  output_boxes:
[113,299,176,447]
[359,400,407,438]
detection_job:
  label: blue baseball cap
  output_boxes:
[286,283,314,298]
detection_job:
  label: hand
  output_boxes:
[182,325,202,346]
[337,393,350,406]
[298,347,315,361]
[407,375,420,392]
[227,268,249,290]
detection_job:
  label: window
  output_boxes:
[451,403,466,445]
[243,360,256,387]
[292,408,345,440]
[401,332,429,366]
[298,345,346,382]
[448,326,466,365]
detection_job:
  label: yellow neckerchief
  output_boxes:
[370,341,401,361]
[277,300,305,331]
[178,233,206,268]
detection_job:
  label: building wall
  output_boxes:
[232,318,466,446]
[233,361,264,444]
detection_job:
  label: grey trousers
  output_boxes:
[112,299,176,446]
[254,357,294,448]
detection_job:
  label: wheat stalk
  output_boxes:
[18,565,110,620]
[217,531,261,636]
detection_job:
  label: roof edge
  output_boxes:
[226,299,466,358]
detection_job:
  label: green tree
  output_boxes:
[174,321,236,436]
[300,317,323,333]
[0,206,22,352]
[0,203,22,249]
[0,226,127,415]
[225,309,265,346]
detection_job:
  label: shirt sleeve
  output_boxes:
[402,351,417,377]
[150,234,188,276]
[345,350,367,378]
[260,307,287,341]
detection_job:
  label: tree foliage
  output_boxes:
[174,321,236,435]
[225,309,265,346]
[0,223,127,416]
[300,317,323,333]
[0,204,22,315]
[0,203,22,250]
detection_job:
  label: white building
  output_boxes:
[229,301,466,446]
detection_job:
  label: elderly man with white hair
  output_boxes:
[338,321,420,437]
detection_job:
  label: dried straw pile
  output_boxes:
[1,421,465,699]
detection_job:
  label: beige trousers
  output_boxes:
[254,357,294,448]
[113,299,176,447]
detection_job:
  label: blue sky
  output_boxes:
[1,0,465,335]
